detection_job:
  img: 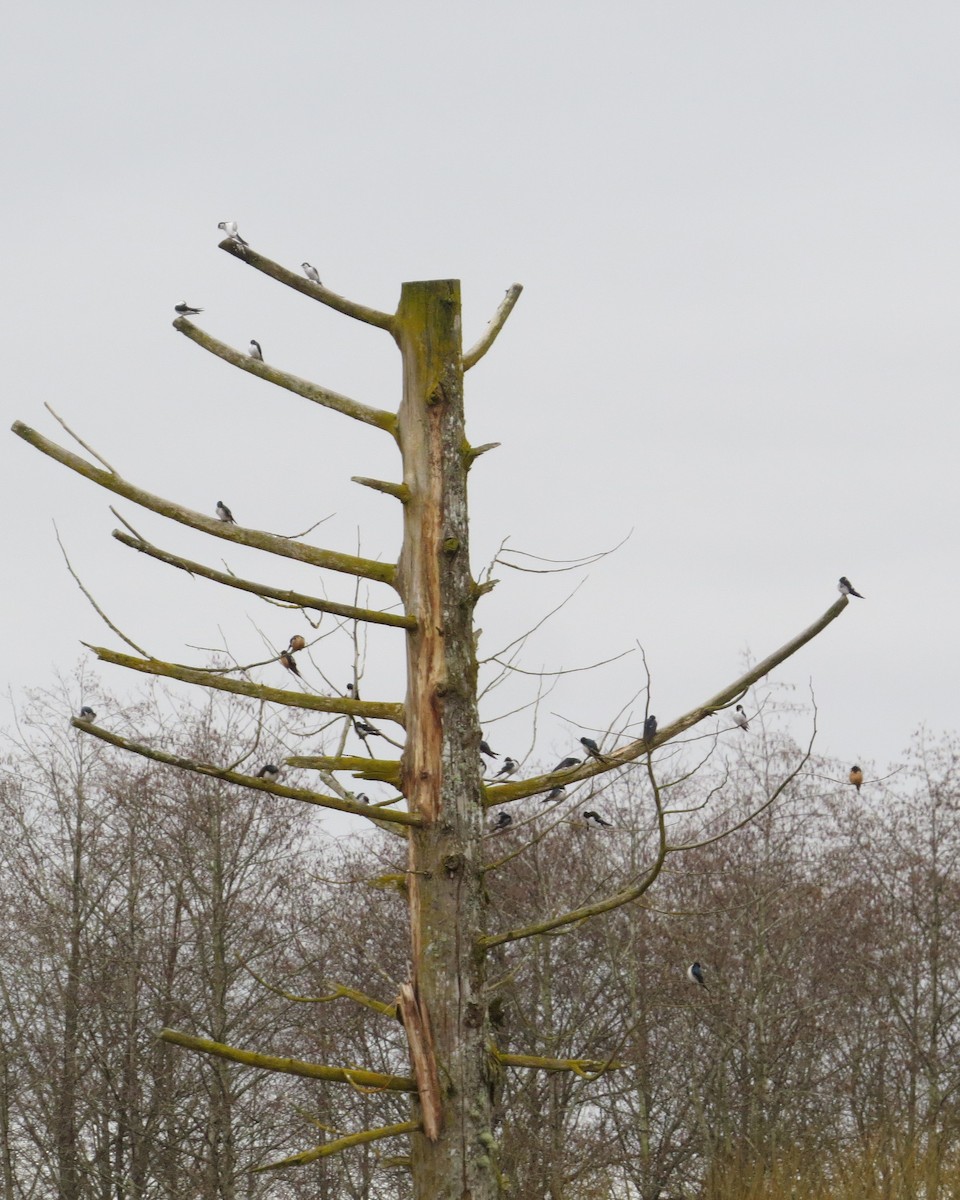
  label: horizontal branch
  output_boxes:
[160,1028,416,1090]
[494,1050,623,1074]
[286,754,402,786]
[11,422,397,587]
[463,284,523,370]
[74,720,419,825]
[86,646,406,726]
[351,476,410,502]
[113,529,415,629]
[254,1121,421,1173]
[484,596,849,806]
[174,318,397,434]
[219,239,397,332]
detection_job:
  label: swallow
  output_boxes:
[302,262,322,284]
[78,706,96,721]
[279,651,300,677]
[249,340,263,360]
[553,756,581,772]
[491,757,518,780]
[256,764,280,781]
[583,810,612,828]
[480,739,499,759]
[849,765,863,792]
[838,576,864,599]
[733,705,749,732]
[287,634,306,653]
[355,792,370,805]
[643,715,658,744]
[217,220,248,246]
[687,962,708,990]
[174,302,203,316]
[491,812,513,831]
[542,786,566,802]
[216,500,236,524]
[354,720,382,739]
[579,737,606,762]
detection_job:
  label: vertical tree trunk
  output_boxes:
[57,805,84,1200]
[395,281,497,1199]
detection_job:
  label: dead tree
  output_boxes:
[12,233,851,1200]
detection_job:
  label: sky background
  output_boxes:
[3,2,959,789]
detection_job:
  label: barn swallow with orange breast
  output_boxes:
[279,651,300,677]
[288,634,306,653]
[849,765,863,791]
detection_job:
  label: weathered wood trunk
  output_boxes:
[395,281,498,1199]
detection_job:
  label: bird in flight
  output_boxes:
[733,705,749,732]
[480,739,499,759]
[849,765,863,792]
[583,810,612,828]
[579,737,606,762]
[256,764,280,781]
[553,756,581,772]
[491,812,513,831]
[78,706,96,721]
[279,651,300,677]
[644,715,658,744]
[491,757,518,780]
[288,634,306,653]
[838,576,864,599]
[218,220,248,246]
[216,500,236,524]
[302,262,322,284]
[249,340,263,361]
[175,302,203,315]
[687,962,708,990]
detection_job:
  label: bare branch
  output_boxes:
[54,524,150,656]
[218,238,397,332]
[462,284,523,369]
[254,1121,421,1173]
[83,645,406,726]
[242,961,398,1017]
[174,317,398,434]
[11,421,397,587]
[482,596,848,806]
[159,1028,416,1091]
[44,402,117,473]
[72,718,419,825]
[112,527,415,630]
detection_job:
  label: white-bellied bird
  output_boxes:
[554,756,581,771]
[687,962,708,990]
[216,500,236,524]
[249,339,263,360]
[175,302,203,315]
[78,706,96,721]
[492,757,518,780]
[302,262,322,284]
[583,810,612,828]
[542,786,565,802]
[217,220,248,246]
[733,705,749,731]
[838,576,864,598]
[257,764,280,781]
[579,737,605,762]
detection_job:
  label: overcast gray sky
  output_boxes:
[4,2,959,783]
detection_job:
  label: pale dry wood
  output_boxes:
[398,982,443,1142]
[462,284,523,369]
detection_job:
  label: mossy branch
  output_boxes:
[112,529,415,629]
[351,476,411,502]
[484,596,849,806]
[72,719,419,825]
[85,645,406,726]
[254,1121,421,1172]
[173,317,397,434]
[159,1028,416,1090]
[11,422,397,587]
[218,239,397,333]
[493,1049,623,1073]
[245,964,398,1018]
[463,284,523,369]
[286,754,402,786]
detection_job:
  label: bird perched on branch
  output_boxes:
[491,757,518,780]
[354,720,382,740]
[302,262,322,284]
[542,786,566,802]
[175,302,203,316]
[256,764,280,781]
[838,576,864,599]
[849,765,863,792]
[249,339,263,361]
[643,715,658,744]
[215,500,236,524]
[279,651,300,677]
[579,737,606,762]
[287,634,306,653]
[355,793,370,805]
[553,756,581,772]
[583,810,612,828]
[217,220,248,246]
[733,705,749,732]
[687,962,708,990]
[480,739,498,759]
[78,706,96,721]
[491,812,513,831]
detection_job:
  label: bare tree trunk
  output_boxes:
[395,280,497,1199]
